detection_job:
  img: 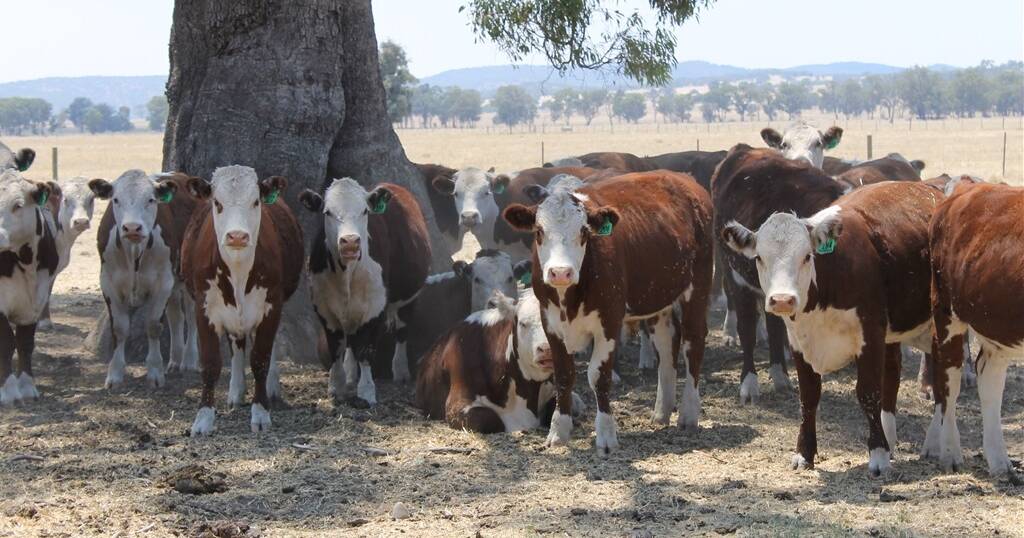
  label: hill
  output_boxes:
[0,75,166,110]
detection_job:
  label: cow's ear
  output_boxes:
[154,180,177,203]
[186,177,212,200]
[31,181,53,207]
[15,148,35,172]
[486,166,496,173]
[298,189,323,212]
[452,260,471,278]
[822,126,843,150]
[542,162,553,168]
[523,184,549,203]
[88,178,114,200]
[587,206,621,237]
[431,176,455,196]
[503,204,537,231]
[259,176,287,204]
[761,128,783,149]
[45,181,62,200]
[722,221,757,258]
[910,160,926,173]
[490,173,509,195]
[805,207,843,255]
[367,186,393,214]
[512,259,533,287]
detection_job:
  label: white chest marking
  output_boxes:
[465,379,539,433]
[0,259,51,325]
[203,271,271,337]
[543,302,605,354]
[786,307,865,375]
[101,226,172,308]
[312,257,386,333]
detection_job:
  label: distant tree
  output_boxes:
[700,82,731,122]
[576,89,606,126]
[612,92,646,123]
[0,97,52,135]
[379,40,418,123]
[730,82,761,121]
[776,81,812,119]
[657,91,695,123]
[865,75,901,123]
[80,103,132,134]
[146,95,169,131]
[758,83,781,121]
[899,66,947,119]
[67,97,94,132]
[492,85,536,131]
[550,88,580,125]
[451,88,482,126]
[950,66,991,117]
[411,84,443,127]
[817,81,840,119]
[49,110,68,133]
[545,95,565,123]
[992,63,1024,116]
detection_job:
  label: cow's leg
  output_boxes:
[917,347,934,400]
[165,289,187,373]
[104,295,130,389]
[351,317,386,406]
[720,270,739,347]
[679,300,707,431]
[181,292,200,371]
[227,336,247,408]
[650,312,677,425]
[190,313,222,436]
[588,334,619,456]
[14,324,39,400]
[855,338,891,478]
[880,343,902,456]
[545,334,575,448]
[266,341,283,405]
[249,308,281,434]
[37,299,53,331]
[791,350,821,470]
[637,321,657,370]
[765,313,792,392]
[734,285,760,404]
[143,280,175,388]
[0,317,20,405]
[343,348,358,389]
[923,334,964,471]
[390,314,411,383]
[710,247,726,309]
[977,349,1014,479]
[961,337,977,388]
[323,326,346,401]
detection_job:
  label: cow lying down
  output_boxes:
[416,288,583,433]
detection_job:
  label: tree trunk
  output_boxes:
[89,0,448,367]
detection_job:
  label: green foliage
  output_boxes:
[147,95,169,131]
[379,40,418,123]
[492,85,537,129]
[699,81,731,122]
[80,102,133,134]
[729,82,762,121]
[67,97,94,132]
[0,97,52,135]
[775,81,812,119]
[898,66,947,119]
[410,85,482,127]
[575,89,607,125]
[656,91,695,122]
[612,92,646,123]
[463,0,714,85]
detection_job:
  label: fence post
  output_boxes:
[866,135,873,160]
[696,138,700,151]
[51,147,58,180]
[1003,131,1008,178]
[541,141,545,166]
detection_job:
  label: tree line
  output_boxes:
[0,94,171,135]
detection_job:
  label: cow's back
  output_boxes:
[836,157,921,190]
[578,152,653,173]
[644,150,727,192]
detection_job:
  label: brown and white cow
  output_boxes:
[300,178,431,406]
[181,166,303,435]
[415,288,583,432]
[0,141,35,173]
[576,150,728,193]
[0,170,59,405]
[834,153,924,190]
[413,162,459,255]
[503,171,713,454]
[761,122,844,169]
[724,181,945,476]
[712,144,845,403]
[926,180,1023,480]
[91,170,199,389]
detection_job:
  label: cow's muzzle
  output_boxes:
[225,230,250,249]
[339,234,361,261]
[121,223,146,243]
[546,266,575,287]
[767,294,798,315]
[460,211,481,228]
[534,343,554,370]
[72,218,90,232]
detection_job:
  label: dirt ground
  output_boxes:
[1,121,1022,537]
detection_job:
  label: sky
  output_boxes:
[0,0,1021,84]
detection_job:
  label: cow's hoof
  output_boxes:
[104,374,124,390]
[940,453,964,473]
[594,412,619,456]
[1,374,23,405]
[147,368,165,388]
[166,361,183,374]
[190,407,216,437]
[768,364,793,392]
[391,366,411,384]
[546,411,572,447]
[250,403,271,433]
[36,318,54,331]
[791,454,813,471]
[739,372,759,405]
[17,375,39,400]
[652,410,671,426]
[918,385,934,401]
[722,335,740,347]
[868,448,893,478]
[346,395,372,409]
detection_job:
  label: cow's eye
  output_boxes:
[324,210,332,218]
[474,277,482,284]
[754,255,762,264]
[214,200,223,213]
[804,254,812,264]
[113,198,120,205]
[12,202,22,212]
[148,198,156,204]
[363,209,368,215]
[507,276,514,283]
[535,229,544,243]
[252,200,259,208]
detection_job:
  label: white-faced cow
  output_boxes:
[415,288,584,432]
[503,171,713,454]
[926,180,1023,480]
[0,170,59,405]
[181,166,303,435]
[300,178,431,406]
[761,122,844,169]
[37,176,100,329]
[0,141,35,173]
[91,170,199,389]
[724,181,944,476]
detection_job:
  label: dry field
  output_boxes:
[1,119,1022,537]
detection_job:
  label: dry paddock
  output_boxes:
[1,119,1023,537]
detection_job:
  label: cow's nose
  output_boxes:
[339,234,360,246]
[72,218,90,230]
[121,223,144,240]
[460,211,480,227]
[225,230,250,247]
[546,267,574,286]
[768,294,797,314]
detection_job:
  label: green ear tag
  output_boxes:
[37,190,49,207]
[492,183,506,195]
[371,199,387,214]
[18,163,29,172]
[158,190,174,204]
[596,217,613,237]
[261,189,279,205]
[825,138,839,150]
[518,270,532,287]
[816,238,836,255]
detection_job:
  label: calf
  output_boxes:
[413,162,459,255]
[0,170,58,405]
[761,122,844,168]
[182,166,303,435]
[713,145,845,403]
[300,178,431,406]
[416,288,576,432]
[91,170,198,388]
[504,171,713,454]
[0,141,35,172]
[926,181,1023,480]
[834,153,924,190]
[38,176,100,329]
[402,249,522,378]
[724,181,944,476]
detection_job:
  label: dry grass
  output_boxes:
[1,119,1022,537]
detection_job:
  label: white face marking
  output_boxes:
[106,170,167,244]
[776,123,828,167]
[209,166,262,260]
[0,170,45,251]
[57,176,96,235]
[320,178,375,263]
[514,288,552,382]
[452,167,499,230]
[467,252,516,311]
[534,188,590,287]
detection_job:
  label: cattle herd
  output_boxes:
[0,121,1020,483]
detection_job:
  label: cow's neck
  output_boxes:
[219,245,256,303]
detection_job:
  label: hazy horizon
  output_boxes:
[1,0,1021,84]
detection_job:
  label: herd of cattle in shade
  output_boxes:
[0,120,1020,482]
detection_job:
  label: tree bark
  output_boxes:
[90,0,448,366]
